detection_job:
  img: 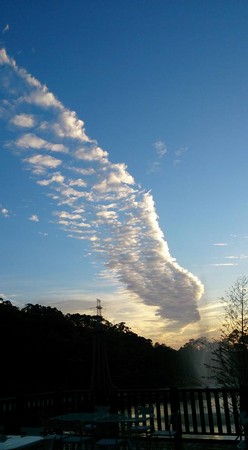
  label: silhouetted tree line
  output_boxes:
[0,300,212,397]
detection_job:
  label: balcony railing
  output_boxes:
[0,387,242,438]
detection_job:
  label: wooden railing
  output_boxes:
[115,387,241,437]
[0,387,242,438]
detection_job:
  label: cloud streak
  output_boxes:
[0,48,204,330]
[2,25,10,34]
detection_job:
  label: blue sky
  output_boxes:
[1,0,248,348]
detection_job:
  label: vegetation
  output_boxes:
[3,275,248,398]
[0,299,212,396]
[207,276,248,388]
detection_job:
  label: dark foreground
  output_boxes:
[133,437,238,450]
[178,441,237,450]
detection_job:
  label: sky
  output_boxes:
[1,0,248,349]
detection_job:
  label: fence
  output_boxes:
[0,387,242,438]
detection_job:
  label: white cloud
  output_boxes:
[37,172,65,186]
[16,133,48,149]
[0,48,12,65]
[55,211,82,220]
[0,48,204,333]
[58,186,87,200]
[23,89,62,109]
[24,154,62,173]
[53,110,90,142]
[68,166,95,176]
[16,133,68,153]
[11,114,35,128]
[29,214,39,222]
[1,208,9,218]
[213,242,228,246]
[75,145,108,163]
[69,178,87,187]
[96,209,118,221]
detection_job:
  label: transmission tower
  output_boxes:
[96,298,103,318]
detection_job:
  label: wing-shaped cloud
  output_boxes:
[0,48,204,330]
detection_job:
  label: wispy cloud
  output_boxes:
[2,25,10,34]
[211,263,238,267]
[149,140,168,173]
[154,140,167,158]
[150,141,188,172]
[226,255,248,260]
[0,48,204,331]
[173,147,188,166]
[38,231,48,237]
[213,242,229,246]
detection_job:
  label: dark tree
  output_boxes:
[208,276,248,387]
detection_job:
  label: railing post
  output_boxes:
[240,385,248,444]
[170,387,183,450]
[54,389,64,415]
[6,395,23,434]
[170,386,180,417]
